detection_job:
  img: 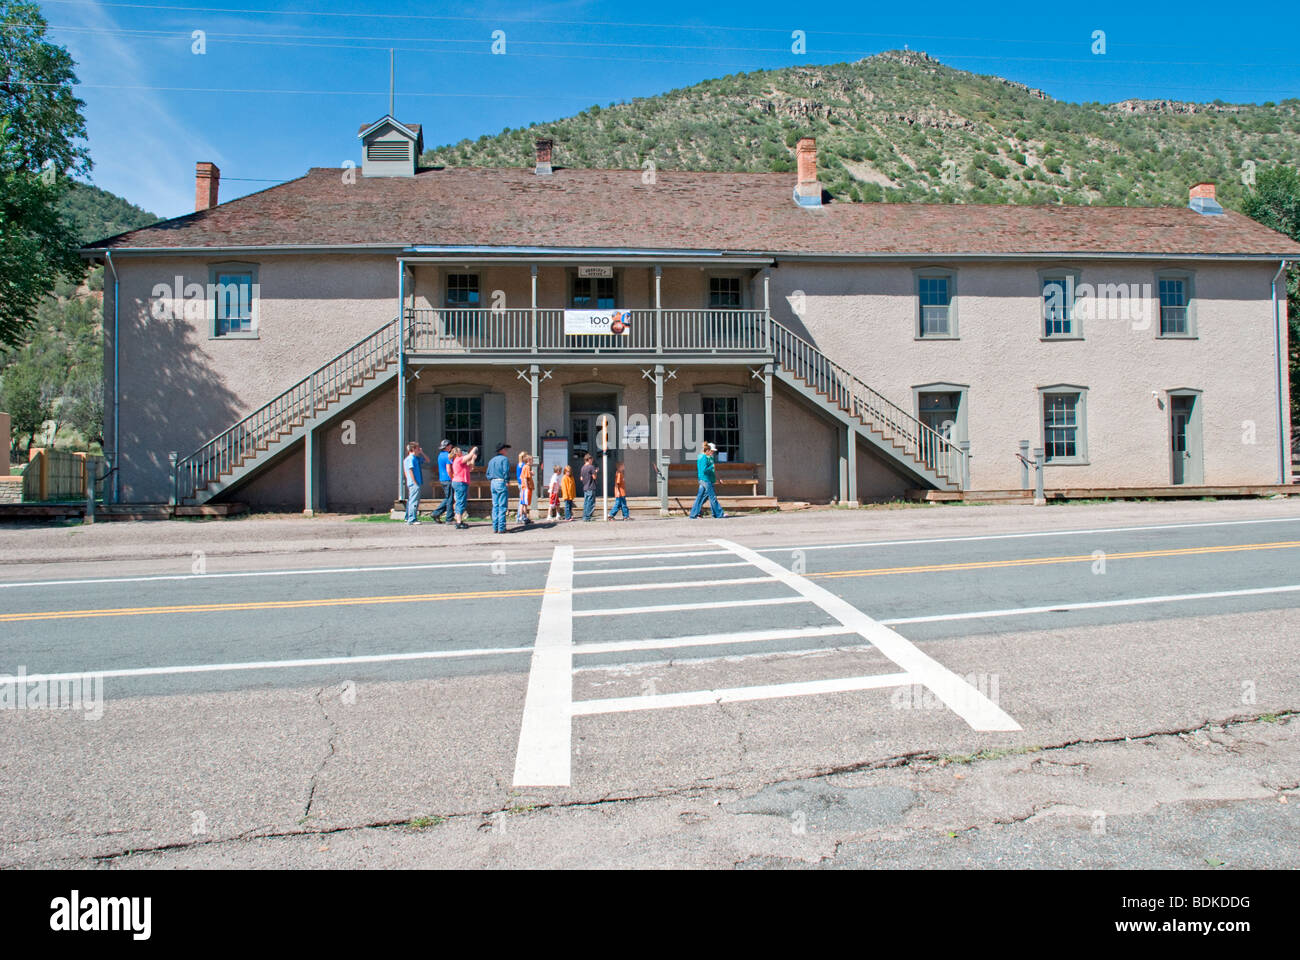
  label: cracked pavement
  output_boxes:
[1,499,1297,868]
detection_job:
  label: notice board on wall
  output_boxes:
[542,437,568,487]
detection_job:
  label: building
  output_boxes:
[82,120,1300,512]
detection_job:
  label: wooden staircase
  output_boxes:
[175,317,401,504]
[768,319,965,491]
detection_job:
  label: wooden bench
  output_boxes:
[667,461,764,496]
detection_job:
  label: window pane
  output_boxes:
[701,395,741,461]
[444,396,483,451]
[446,274,479,306]
[918,276,950,336]
[1159,278,1187,335]
[1044,393,1079,461]
[709,277,742,308]
[214,273,253,334]
[1043,277,1073,336]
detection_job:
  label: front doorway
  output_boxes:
[568,392,618,476]
[1169,392,1203,485]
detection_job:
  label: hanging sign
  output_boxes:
[577,266,613,278]
[563,309,632,336]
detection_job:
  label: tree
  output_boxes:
[0,1,89,346]
[1241,165,1300,425]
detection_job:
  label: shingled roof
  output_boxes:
[84,166,1300,257]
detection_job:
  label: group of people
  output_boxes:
[402,438,727,528]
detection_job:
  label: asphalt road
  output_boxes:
[1,500,1297,868]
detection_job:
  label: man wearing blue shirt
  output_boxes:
[430,439,453,523]
[687,442,726,519]
[402,441,428,524]
[485,442,512,533]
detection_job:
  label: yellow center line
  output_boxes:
[4,539,1298,624]
[806,539,1300,581]
[0,587,548,623]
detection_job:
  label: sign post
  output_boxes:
[598,414,612,521]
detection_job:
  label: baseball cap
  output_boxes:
[439,439,450,449]
[496,442,512,453]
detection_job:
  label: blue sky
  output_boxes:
[38,0,1300,218]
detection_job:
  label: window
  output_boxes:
[1042,276,1075,337]
[1158,276,1190,336]
[571,276,616,309]
[709,277,742,308]
[702,396,741,462]
[443,396,482,452]
[1042,390,1088,463]
[915,271,956,337]
[209,262,258,338]
[445,274,480,307]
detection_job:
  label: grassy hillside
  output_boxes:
[58,180,158,245]
[423,50,1300,210]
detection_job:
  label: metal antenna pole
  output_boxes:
[389,49,394,117]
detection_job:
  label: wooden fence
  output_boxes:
[21,448,106,502]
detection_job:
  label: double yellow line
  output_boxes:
[2,539,1296,624]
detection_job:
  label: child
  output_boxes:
[547,465,561,521]
[607,462,630,520]
[560,465,577,521]
[517,453,533,524]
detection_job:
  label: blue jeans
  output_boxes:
[583,490,595,521]
[688,481,724,519]
[490,478,508,532]
[405,481,421,522]
[608,496,629,519]
[432,481,454,520]
[453,481,468,518]
[564,499,573,520]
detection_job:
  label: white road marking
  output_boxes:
[2,645,534,684]
[572,549,731,563]
[572,561,751,576]
[573,625,850,656]
[712,539,1021,732]
[880,583,1300,626]
[753,515,1300,556]
[572,576,776,594]
[512,545,576,787]
[570,673,913,715]
[572,644,874,673]
[575,542,714,554]
[572,596,808,618]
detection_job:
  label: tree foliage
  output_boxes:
[1242,165,1300,425]
[0,1,90,347]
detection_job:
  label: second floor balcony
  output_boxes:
[404,307,772,357]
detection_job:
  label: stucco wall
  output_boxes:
[769,259,1289,489]
[104,251,1288,505]
[105,254,399,502]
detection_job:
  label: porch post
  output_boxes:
[836,431,847,504]
[762,270,771,352]
[530,264,538,354]
[530,363,539,518]
[396,259,407,501]
[763,362,774,497]
[655,363,668,515]
[846,425,858,507]
[654,265,663,355]
[303,426,321,516]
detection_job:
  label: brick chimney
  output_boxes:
[195,162,220,211]
[1188,181,1222,215]
[794,137,822,207]
[535,138,553,176]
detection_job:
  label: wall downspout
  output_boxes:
[105,250,120,503]
[1273,259,1289,484]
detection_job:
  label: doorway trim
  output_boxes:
[1167,387,1204,485]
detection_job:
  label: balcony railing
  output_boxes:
[405,308,769,355]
